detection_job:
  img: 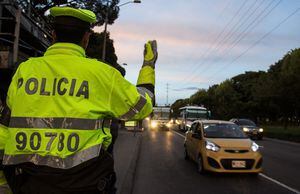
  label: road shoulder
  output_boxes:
[264,137,300,146]
[115,130,143,194]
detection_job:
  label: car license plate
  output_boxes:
[232,160,246,168]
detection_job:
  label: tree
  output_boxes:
[231,71,265,121]
[190,89,209,107]
[273,49,300,127]
[213,80,240,119]
[28,0,120,26]
[171,47,300,126]
[86,32,118,66]
[171,99,189,118]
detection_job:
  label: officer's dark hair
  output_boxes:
[114,64,126,77]
[53,16,91,44]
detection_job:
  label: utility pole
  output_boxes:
[166,83,169,106]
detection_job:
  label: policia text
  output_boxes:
[17,77,89,99]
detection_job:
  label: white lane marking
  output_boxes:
[259,173,300,194]
[171,130,300,194]
[171,129,185,138]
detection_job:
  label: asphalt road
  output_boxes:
[132,129,300,194]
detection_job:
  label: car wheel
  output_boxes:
[197,155,205,174]
[258,136,263,140]
[184,148,189,160]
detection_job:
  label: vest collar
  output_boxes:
[44,43,86,57]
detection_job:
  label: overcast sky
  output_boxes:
[94,0,300,105]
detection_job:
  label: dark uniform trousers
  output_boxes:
[4,149,116,194]
[107,118,119,155]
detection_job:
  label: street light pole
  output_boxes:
[101,0,109,61]
[118,0,141,7]
[101,0,141,62]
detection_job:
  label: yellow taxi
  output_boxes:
[184,120,262,174]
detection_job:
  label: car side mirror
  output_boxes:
[192,131,202,139]
[207,111,211,119]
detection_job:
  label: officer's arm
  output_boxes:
[109,71,154,120]
[136,40,157,105]
[0,66,19,157]
[109,41,157,120]
[0,66,18,157]
[0,124,8,161]
[0,104,9,168]
[6,66,21,112]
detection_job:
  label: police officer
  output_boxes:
[2,6,157,194]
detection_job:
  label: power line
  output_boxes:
[186,0,269,84]
[178,0,247,86]
[181,0,279,88]
[200,0,281,82]
[206,7,300,83]
[179,0,263,88]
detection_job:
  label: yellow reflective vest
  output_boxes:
[0,124,11,194]
[3,43,154,169]
[0,171,11,194]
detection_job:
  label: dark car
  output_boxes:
[229,119,263,140]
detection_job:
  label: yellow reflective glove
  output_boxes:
[143,40,158,69]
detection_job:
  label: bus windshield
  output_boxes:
[153,108,170,120]
[186,109,208,119]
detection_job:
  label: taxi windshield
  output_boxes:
[203,123,247,139]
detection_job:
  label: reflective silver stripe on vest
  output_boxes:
[9,117,111,130]
[3,143,102,169]
[137,87,154,100]
[119,89,148,120]
[0,184,12,193]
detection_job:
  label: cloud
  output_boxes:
[92,0,300,105]
[94,20,299,70]
[172,87,200,92]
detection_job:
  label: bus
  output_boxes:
[177,106,210,131]
[150,106,172,130]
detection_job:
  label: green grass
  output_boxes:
[262,125,300,142]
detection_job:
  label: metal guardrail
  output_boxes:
[1,0,52,48]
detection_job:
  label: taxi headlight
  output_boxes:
[251,142,259,152]
[259,128,263,132]
[205,140,220,152]
[243,127,249,132]
[167,123,171,128]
